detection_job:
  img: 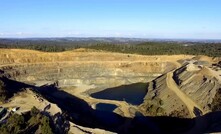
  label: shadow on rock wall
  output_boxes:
[2,77,221,134]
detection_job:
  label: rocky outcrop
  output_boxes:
[173,63,220,112]
[141,62,221,118]
[0,49,190,91]
[140,74,191,117]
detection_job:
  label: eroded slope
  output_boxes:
[141,61,221,118]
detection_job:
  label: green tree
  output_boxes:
[0,80,7,102]
[8,114,25,126]
[4,114,25,134]
[212,88,221,111]
[40,116,53,134]
[30,106,40,116]
[0,124,10,134]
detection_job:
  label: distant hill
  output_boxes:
[0,38,221,56]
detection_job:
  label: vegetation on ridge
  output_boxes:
[0,106,55,134]
[85,43,221,57]
[0,39,221,57]
[0,79,8,102]
[211,88,221,111]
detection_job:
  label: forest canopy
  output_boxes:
[0,38,220,57]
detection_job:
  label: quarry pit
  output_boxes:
[0,48,215,118]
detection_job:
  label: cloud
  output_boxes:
[0,30,221,39]
[0,32,35,38]
[15,32,25,36]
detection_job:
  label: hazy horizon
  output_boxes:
[0,0,221,39]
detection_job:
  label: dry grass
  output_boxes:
[0,48,197,65]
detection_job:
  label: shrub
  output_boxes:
[212,88,221,111]
[40,116,53,134]
[0,80,7,102]
[0,114,25,134]
[30,106,40,116]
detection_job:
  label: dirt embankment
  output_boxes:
[1,89,61,115]
[166,72,205,117]
[0,48,195,64]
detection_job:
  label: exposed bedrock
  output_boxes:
[2,49,220,119]
[141,62,221,118]
[173,63,221,112]
[0,61,175,89]
[0,49,194,87]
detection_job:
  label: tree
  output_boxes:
[4,114,25,134]
[30,106,40,116]
[8,114,25,126]
[40,116,53,134]
[0,80,7,102]
[212,88,221,111]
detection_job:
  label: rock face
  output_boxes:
[0,49,190,88]
[173,64,220,112]
[0,49,196,118]
[1,62,162,86]
[141,73,191,117]
[141,61,221,118]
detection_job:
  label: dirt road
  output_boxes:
[166,72,205,118]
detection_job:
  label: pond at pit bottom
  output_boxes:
[91,83,148,105]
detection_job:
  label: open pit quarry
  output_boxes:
[0,48,221,133]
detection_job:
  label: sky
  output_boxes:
[0,0,220,39]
